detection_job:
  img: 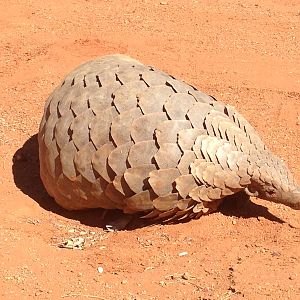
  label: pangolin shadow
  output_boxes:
[12,134,284,230]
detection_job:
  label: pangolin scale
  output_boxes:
[38,54,300,221]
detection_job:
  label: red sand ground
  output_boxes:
[0,1,299,299]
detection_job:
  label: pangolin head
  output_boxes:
[252,184,300,210]
[246,155,300,210]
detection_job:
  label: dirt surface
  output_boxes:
[0,0,300,299]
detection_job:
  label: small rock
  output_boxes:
[289,274,296,280]
[160,1,168,4]
[271,251,281,257]
[159,281,166,286]
[121,279,128,284]
[229,285,236,292]
[59,237,85,249]
[106,225,115,232]
[232,220,237,225]
[145,239,153,246]
[35,290,43,296]
[27,219,40,225]
[181,272,190,280]
[178,251,188,257]
[97,266,104,274]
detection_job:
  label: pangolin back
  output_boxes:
[38,54,300,221]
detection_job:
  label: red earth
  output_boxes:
[0,0,299,299]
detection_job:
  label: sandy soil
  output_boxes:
[0,0,299,299]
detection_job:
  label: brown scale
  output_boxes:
[164,93,196,120]
[70,109,95,149]
[177,151,196,175]
[187,102,213,129]
[140,69,170,87]
[91,143,115,182]
[107,141,133,176]
[127,140,158,167]
[43,112,58,148]
[54,110,74,149]
[178,128,207,151]
[137,85,173,114]
[112,81,147,113]
[89,107,119,148]
[188,90,215,104]
[130,112,168,142]
[74,142,97,183]
[155,120,191,145]
[154,143,182,169]
[175,174,198,198]
[110,107,142,146]
[148,168,180,196]
[124,165,156,194]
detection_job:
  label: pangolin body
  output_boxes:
[38,54,300,221]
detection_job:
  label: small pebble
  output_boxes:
[289,274,296,280]
[182,272,190,280]
[59,237,85,249]
[106,225,115,232]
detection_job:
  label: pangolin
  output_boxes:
[38,54,300,221]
